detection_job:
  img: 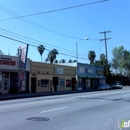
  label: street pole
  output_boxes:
[75,38,89,90]
[99,31,111,76]
[76,42,78,63]
[76,41,78,90]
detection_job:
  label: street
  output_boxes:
[0,87,130,130]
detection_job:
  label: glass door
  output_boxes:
[2,78,9,94]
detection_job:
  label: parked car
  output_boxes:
[98,84,111,90]
[112,83,123,89]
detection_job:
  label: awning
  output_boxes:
[95,76,106,79]
[78,75,86,77]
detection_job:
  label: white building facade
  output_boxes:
[0,55,30,94]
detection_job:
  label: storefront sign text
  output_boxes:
[86,69,93,73]
[0,60,16,66]
[55,67,64,74]
[97,70,104,75]
[79,67,85,73]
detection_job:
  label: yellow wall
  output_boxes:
[29,61,76,93]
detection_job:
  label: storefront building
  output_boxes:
[0,55,30,94]
[29,61,76,93]
[77,63,106,90]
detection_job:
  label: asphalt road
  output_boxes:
[0,87,130,130]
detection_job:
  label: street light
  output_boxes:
[76,37,89,90]
[76,37,89,63]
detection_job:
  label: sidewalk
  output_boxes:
[0,89,98,101]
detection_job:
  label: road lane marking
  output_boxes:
[40,107,68,113]
[99,100,105,101]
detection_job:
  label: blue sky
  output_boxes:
[0,0,129,63]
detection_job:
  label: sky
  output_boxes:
[0,0,129,64]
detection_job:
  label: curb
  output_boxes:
[0,89,98,101]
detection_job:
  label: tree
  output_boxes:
[94,53,111,76]
[100,54,107,66]
[68,59,72,63]
[73,60,77,63]
[88,51,96,64]
[60,59,66,63]
[111,46,130,75]
[0,50,3,55]
[37,45,45,62]
[46,49,58,64]
[54,60,58,63]
[94,60,101,66]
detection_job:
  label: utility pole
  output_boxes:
[99,31,111,76]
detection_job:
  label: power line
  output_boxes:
[0,28,88,57]
[0,0,108,22]
[14,0,79,34]
[0,4,83,40]
[0,34,89,61]
[0,28,100,58]
[0,2,104,41]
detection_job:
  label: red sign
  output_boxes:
[0,60,16,66]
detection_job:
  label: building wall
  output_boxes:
[30,61,76,93]
[0,55,30,71]
[77,63,105,89]
[0,55,30,94]
[78,63,105,78]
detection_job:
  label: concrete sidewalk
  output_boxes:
[0,89,98,101]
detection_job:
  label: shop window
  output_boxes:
[3,72,9,78]
[41,79,49,87]
[0,72,2,81]
[66,80,72,87]
[59,79,64,87]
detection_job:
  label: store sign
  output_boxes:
[79,67,85,73]
[0,57,16,66]
[19,44,29,70]
[97,70,104,75]
[86,69,93,73]
[55,67,64,74]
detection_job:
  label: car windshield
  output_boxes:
[115,83,121,85]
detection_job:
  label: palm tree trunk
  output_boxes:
[41,56,42,62]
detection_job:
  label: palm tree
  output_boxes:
[54,60,58,63]
[73,60,77,63]
[37,45,45,62]
[88,51,96,65]
[100,54,107,66]
[60,59,66,63]
[68,59,72,63]
[46,49,58,64]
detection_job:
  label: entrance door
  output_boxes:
[31,77,36,93]
[53,77,58,91]
[72,78,76,90]
[2,78,9,94]
[90,78,94,89]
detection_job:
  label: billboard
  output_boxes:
[18,44,29,70]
